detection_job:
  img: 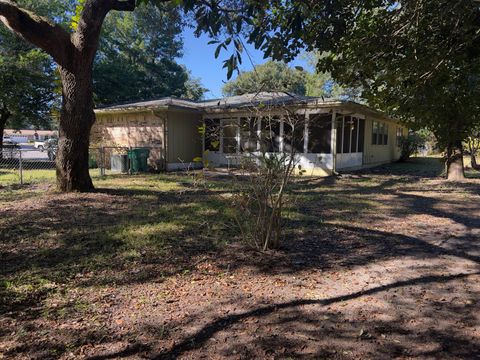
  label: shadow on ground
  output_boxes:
[1,157,479,359]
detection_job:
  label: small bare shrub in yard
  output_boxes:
[227,109,305,251]
[231,153,298,250]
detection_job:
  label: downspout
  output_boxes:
[153,109,168,171]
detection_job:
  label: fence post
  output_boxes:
[98,148,101,176]
[19,149,23,185]
[128,146,132,174]
[99,147,105,176]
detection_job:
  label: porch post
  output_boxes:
[257,117,261,151]
[219,119,224,154]
[236,117,241,154]
[201,117,206,159]
[331,111,337,173]
[356,117,360,153]
[279,115,284,153]
[304,113,309,154]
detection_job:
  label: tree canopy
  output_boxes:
[1,0,478,189]
[222,61,306,96]
[222,57,362,100]
[232,0,480,179]
[94,2,206,105]
[0,0,60,146]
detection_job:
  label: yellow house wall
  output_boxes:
[166,111,203,164]
[363,116,407,166]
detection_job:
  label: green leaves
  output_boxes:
[222,61,307,96]
[70,0,86,31]
[223,54,238,80]
[0,23,57,130]
[93,2,205,105]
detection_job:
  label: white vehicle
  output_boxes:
[3,137,18,147]
[34,140,46,151]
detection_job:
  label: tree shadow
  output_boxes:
[2,162,479,359]
[86,271,479,360]
[0,185,235,318]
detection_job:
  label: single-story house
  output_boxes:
[92,92,407,175]
[3,129,57,143]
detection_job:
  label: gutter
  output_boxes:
[94,104,201,116]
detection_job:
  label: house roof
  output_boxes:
[197,92,337,109]
[4,129,57,136]
[94,92,394,121]
[95,97,200,113]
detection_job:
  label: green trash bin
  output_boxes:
[88,153,98,169]
[128,148,150,172]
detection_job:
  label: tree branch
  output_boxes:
[0,0,73,67]
[110,0,136,11]
[72,0,141,61]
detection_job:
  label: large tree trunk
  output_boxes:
[0,108,10,160]
[56,67,95,192]
[446,141,465,181]
[0,0,137,192]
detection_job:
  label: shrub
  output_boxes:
[399,133,426,161]
[231,152,298,250]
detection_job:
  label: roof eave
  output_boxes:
[94,104,201,115]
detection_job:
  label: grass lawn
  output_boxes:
[1,157,479,359]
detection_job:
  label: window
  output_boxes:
[204,118,220,151]
[308,114,332,153]
[383,123,389,145]
[372,121,379,145]
[240,117,259,152]
[283,115,306,154]
[222,119,238,154]
[372,121,388,145]
[260,116,281,152]
[396,127,404,146]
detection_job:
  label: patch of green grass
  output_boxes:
[0,186,43,204]
[0,273,58,309]
[92,173,187,192]
[1,174,236,293]
[379,156,445,177]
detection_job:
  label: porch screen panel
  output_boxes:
[308,114,332,153]
[283,115,305,154]
[358,119,365,152]
[240,117,259,152]
[342,116,352,153]
[351,117,358,152]
[260,116,281,152]
[336,117,343,154]
[222,119,238,154]
[204,118,220,151]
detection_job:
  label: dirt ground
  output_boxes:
[1,158,479,359]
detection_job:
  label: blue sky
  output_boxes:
[177,28,313,100]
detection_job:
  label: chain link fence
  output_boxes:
[0,148,56,186]
[0,146,165,186]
